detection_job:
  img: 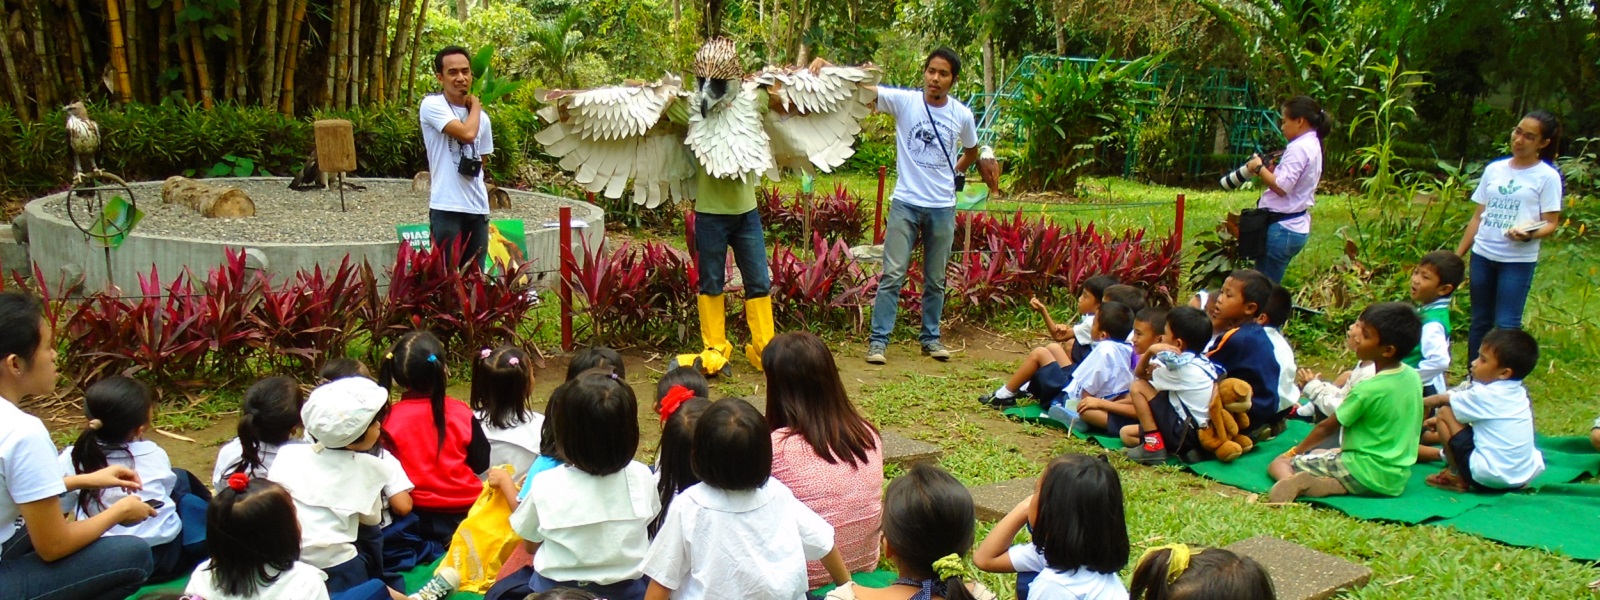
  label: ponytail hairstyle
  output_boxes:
[1130,545,1275,600]
[1033,453,1129,575]
[654,365,709,416]
[649,396,711,538]
[206,475,302,597]
[378,330,449,453]
[881,463,980,600]
[1524,109,1562,164]
[71,376,155,514]
[1282,95,1332,144]
[230,376,304,477]
[470,345,535,430]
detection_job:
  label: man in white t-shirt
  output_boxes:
[865,48,999,365]
[419,45,496,270]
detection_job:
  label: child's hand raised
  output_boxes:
[1029,297,1048,313]
[1296,368,1321,387]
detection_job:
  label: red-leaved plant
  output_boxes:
[563,239,695,347]
[757,185,868,246]
[768,234,875,332]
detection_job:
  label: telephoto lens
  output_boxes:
[1219,156,1258,191]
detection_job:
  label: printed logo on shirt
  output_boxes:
[907,117,955,171]
[1483,177,1524,230]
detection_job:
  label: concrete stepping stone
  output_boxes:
[880,431,941,467]
[1224,535,1372,600]
[969,477,1036,521]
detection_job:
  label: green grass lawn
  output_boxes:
[809,173,1600,598]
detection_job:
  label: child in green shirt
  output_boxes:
[1268,302,1424,502]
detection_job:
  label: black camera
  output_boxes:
[954,173,966,192]
[458,141,482,178]
[1219,147,1284,191]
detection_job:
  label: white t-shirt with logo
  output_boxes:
[878,87,978,208]
[0,398,69,562]
[1470,158,1562,263]
[419,94,495,215]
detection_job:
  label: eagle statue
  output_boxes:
[533,37,880,375]
[65,101,102,180]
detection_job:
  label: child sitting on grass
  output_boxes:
[1422,328,1545,492]
[1404,250,1464,396]
[980,281,1128,409]
[1123,307,1218,465]
[1260,285,1300,415]
[1129,545,1275,600]
[1268,302,1423,503]
[1295,321,1375,420]
[1205,270,1289,436]
[1077,306,1167,435]
[1041,302,1137,430]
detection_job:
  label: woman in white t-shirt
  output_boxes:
[1456,110,1564,362]
[0,291,158,600]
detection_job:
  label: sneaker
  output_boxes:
[1126,444,1169,465]
[921,341,952,361]
[866,342,888,364]
[977,392,1017,409]
[1249,420,1288,443]
[1045,404,1088,433]
[1267,472,1347,504]
[409,567,460,600]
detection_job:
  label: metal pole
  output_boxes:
[1174,193,1186,251]
[873,165,886,245]
[559,205,574,352]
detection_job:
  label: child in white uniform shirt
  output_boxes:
[213,376,305,490]
[1424,329,1546,492]
[1124,307,1221,465]
[59,376,197,582]
[489,369,659,600]
[187,476,334,600]
[643,399,849,599]
[974,454,1130,600]
[1047,302,1137,432]
[470,345,545,477]
[1260,285,1301,413]
[1296,321,1375,420]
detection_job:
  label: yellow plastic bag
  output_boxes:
[439,465,520,593]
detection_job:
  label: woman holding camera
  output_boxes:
[1244,95,1330,284]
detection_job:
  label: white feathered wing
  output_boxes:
[533,74,693,208]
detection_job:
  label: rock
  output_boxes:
[880,431,941,467]
[969,477,1036,521]
[1224,536,1372,600]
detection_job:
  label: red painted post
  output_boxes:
[559,205,574,352]
[873,165,887,244]
[1174,193,1186,251]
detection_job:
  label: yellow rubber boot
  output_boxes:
[743,295,776,372]
[676,294,733,376]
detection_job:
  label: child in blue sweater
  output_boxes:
[1205,270,1289,436]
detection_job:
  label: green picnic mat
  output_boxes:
[1000,403,1126,449]
[129,557,483,600]
[811,568,903,594]
[1434,483,1600,560]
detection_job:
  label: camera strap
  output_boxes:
[921,97,958,177]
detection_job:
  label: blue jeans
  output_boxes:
[0,531,152,600]
[1467,252,1537,362]
[1254,222,1308,284]
[694,210,771,297]
[869,202,956,346]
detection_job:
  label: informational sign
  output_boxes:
[395,219,528,275]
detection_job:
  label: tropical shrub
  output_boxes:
[1006,55,1160,192]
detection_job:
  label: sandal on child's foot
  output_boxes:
[1425,470,1469,492]
[1268,472,1347,504]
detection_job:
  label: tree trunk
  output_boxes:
[387,0,416,102]
[231,7,247,102]
[346,0,362,107]
[174,0,215,108]
[280,0,308,113]
[405,0,430,102]
[20,0,62,107]
[0,12,29,119]
[162,177,258,218]
[158,7,174,101]
[326,0,347,108]
[67,1,94,97]
[980,0,994,96]
[455,0,468,21]
[259,0,280,108]
[105,0,135,103]
[121,0,140,101]
[371,0,389,103]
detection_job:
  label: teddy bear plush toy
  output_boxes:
[1198,378,1255,462]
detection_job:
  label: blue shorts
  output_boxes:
[1028,362,1074,404]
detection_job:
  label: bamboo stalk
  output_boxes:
[158,7,174,100]
[387,0,415,103]
[62,15,86,96]
[232,6,247,101]
[369,0,388,104]
[68,0,94,97]
[259,0,281,108]
[122,0,141,101]
[174,0,214,108]
[0,12,30,119]
[105,0,135,103]
[325,0,347,108]
[279,0,308,113]
[176,16,197,103]
[21,0,64,107]
[346,0,362,107]
[405,0,429,103]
